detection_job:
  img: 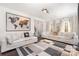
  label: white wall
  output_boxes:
[40,3,78,20]
[0,7,33,40]
[50,3,77,18]
[42,3,78,35]
[0,6,35,46]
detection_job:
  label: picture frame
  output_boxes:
[6,12,31,32]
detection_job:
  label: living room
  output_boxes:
[0,3,79,56]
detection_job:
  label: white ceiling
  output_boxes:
[0,3,78,20]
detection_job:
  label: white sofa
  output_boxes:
[42,32,79,45]
[1,32,38,53]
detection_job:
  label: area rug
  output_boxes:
[16,41,72,56]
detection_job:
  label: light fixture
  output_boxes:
[41,8,49,13]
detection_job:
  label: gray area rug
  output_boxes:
[16,46,62,56]
[53,41,67,48]
[16,40,76,56]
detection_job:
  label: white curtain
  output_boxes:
[60,20,71,32]
[34,20,43,37]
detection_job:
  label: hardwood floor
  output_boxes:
[0,47,18,56]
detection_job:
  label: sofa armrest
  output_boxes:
[73,33,79,45]
[1,38,8,52]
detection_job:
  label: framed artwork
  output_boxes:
[6,12,31,31]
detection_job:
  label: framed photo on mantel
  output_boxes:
[6,12,31,32]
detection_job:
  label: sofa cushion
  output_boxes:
[6,32,24,43]
[13,38,30,43]
[59,32,74,39]
[12,32,24,41]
